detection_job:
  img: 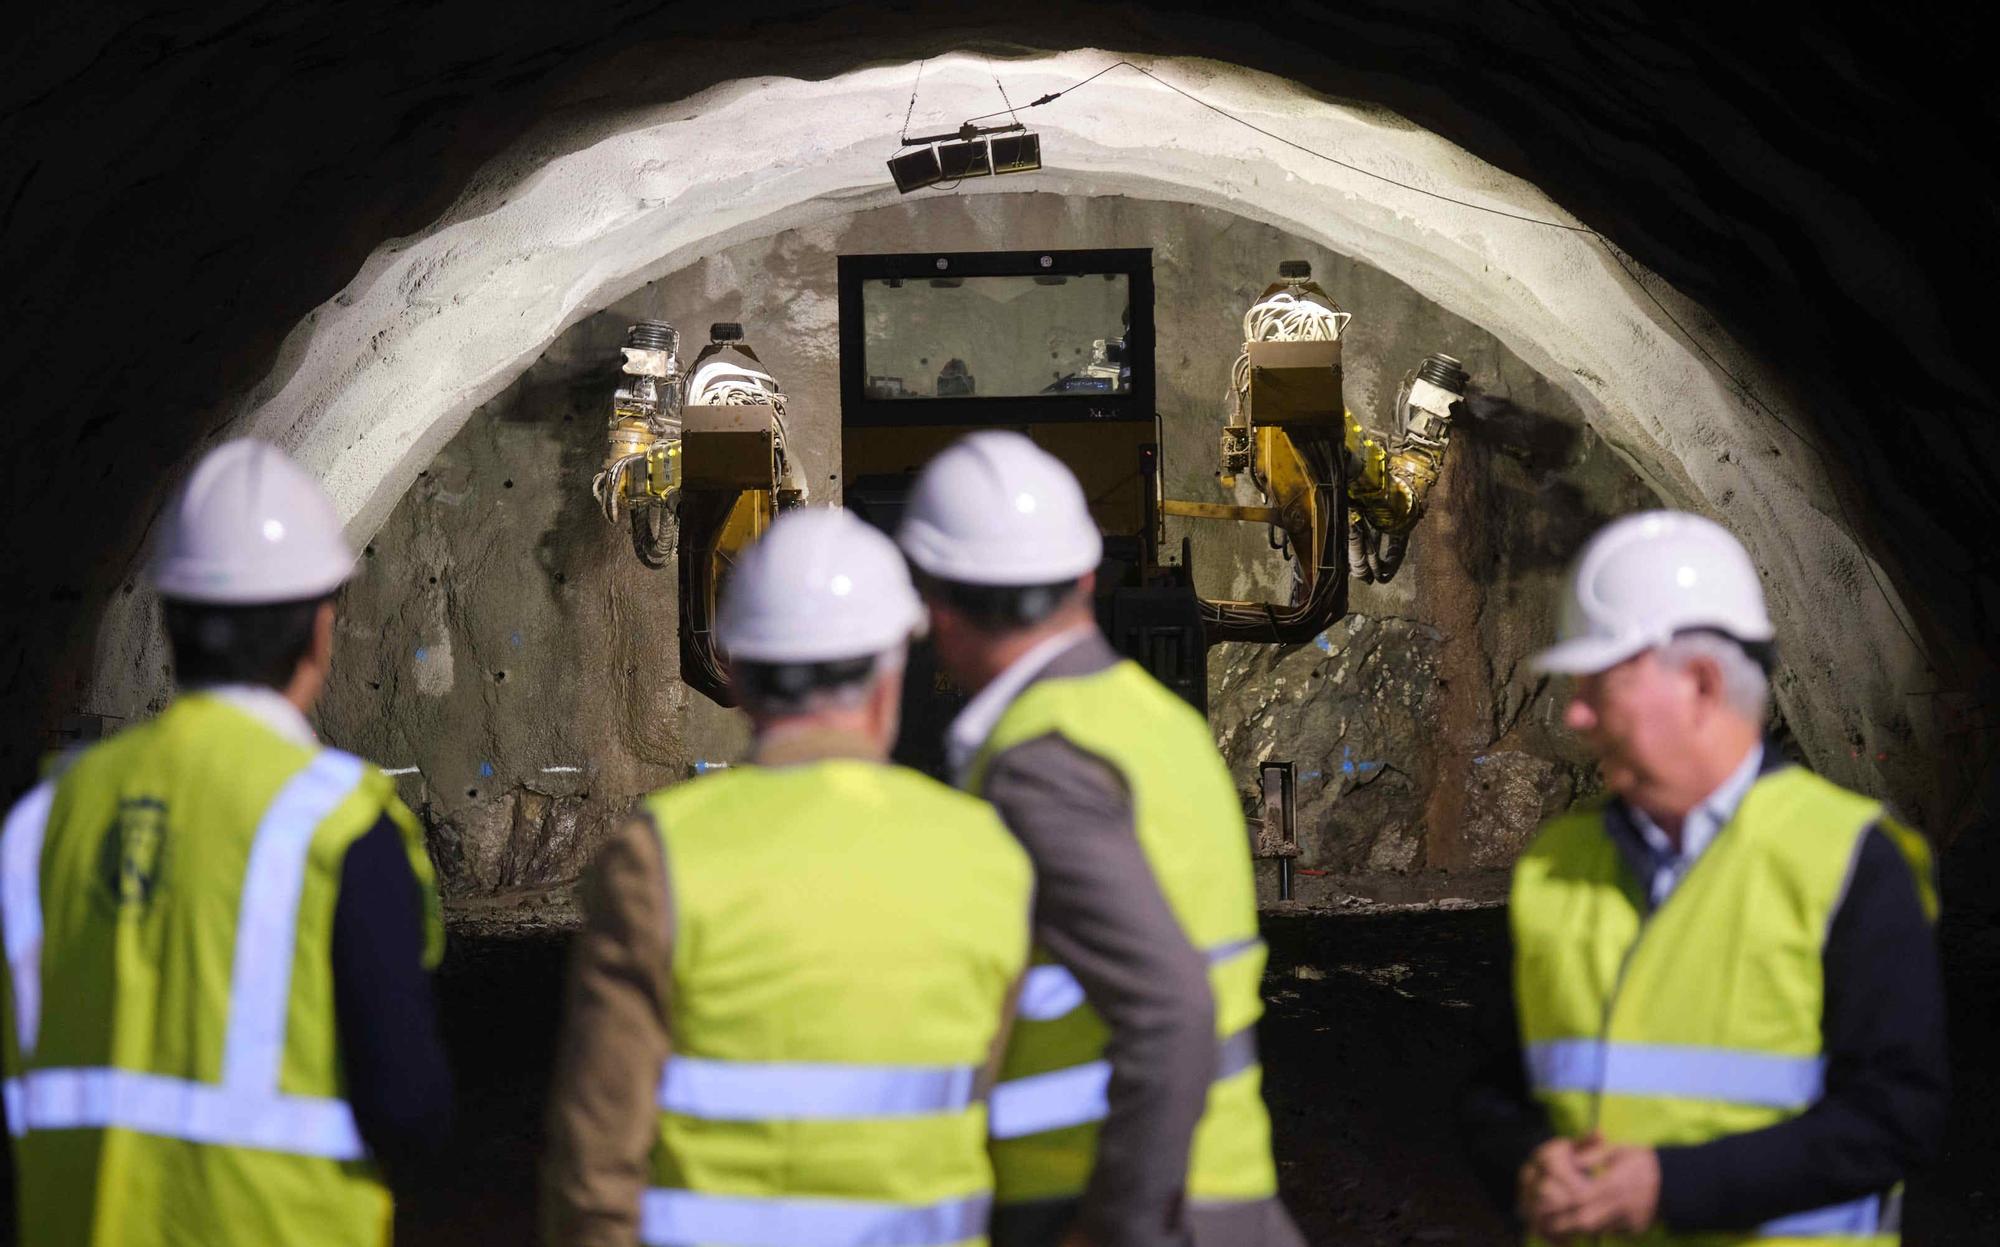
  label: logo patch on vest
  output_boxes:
[98,796,169,910]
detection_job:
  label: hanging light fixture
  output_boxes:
[889,122,1041,194]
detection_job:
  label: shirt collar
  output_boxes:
[197,684,319,748]
[946,625,1096,783]
[1630,741,1764,866]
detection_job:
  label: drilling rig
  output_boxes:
[591,251,1468,881]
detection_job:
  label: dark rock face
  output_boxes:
[1210,360,1657,896]
[320,192,1653,903]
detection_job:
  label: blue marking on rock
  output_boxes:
[414,647,428,663]
[479,761,494,778]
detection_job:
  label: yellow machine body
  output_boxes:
[1161,336,1349,644]
[843,423,1153,543]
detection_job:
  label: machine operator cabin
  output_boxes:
[5,13,1992,1246]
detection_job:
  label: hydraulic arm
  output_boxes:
[591,320,805,704]
[1159,261,1470,643]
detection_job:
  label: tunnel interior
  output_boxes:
[3,4,1997,1244]
[316,190,1660,916]
[53,42,1991,853]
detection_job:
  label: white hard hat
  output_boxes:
[152,439,355,605]
[896,431,1103,586]
[716,507,926,664]
[1534,510,1775,675]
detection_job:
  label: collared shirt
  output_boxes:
[944,625,1097,784]
[1627,743,1763,907]
[200,683,318,747]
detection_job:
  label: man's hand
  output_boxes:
[1518,1136,1594,1231]
[1541,1139,1661,1239]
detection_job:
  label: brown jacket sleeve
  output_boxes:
[540,815,674,1247]
[984,733,1217,1247]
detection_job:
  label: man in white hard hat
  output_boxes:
[0,440,449,1246]
[897,431,1302,1247]
[541,506,1032,1247]
[1460,510,1947,1244]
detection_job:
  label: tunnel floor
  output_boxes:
[403,900,2000,1246]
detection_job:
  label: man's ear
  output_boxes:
[1686,651,1727,710]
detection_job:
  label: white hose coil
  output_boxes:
[1240,290,1351,344]
[1229,290,1354,413]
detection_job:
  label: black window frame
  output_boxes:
[837,247,1155,428]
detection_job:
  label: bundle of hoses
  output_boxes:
[687,358,805,506]
[1348,519,1409,584]
[1242,289,1352,344]
[1227,291,1351,423]
[592,454,655,523]
[688,360,790,430]
[590,358,799,523]
[591,322,682,524]
[1205,291,1351,643]
[1344,367,1408,585]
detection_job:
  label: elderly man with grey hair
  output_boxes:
[1460,511,1948,1246]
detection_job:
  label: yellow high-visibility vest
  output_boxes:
[1512,764,1936,1247]
[639,758,1032,1247]
[966,660,1279,1209]
[0,694,442,1247]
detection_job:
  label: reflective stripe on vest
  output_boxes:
[1526,1039,1827,1111]
[639,1188,991,1247]
[1,780,54,1055]
[1016,935,1265,1023]
[658,1056,979,1121]
[1,1067,363,1158]
[0,750,367,1160]
[1762,1193,1889,1238]
[990,1022,1261,1140]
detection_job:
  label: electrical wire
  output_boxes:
[898,58,927,146]
[964,61,1590,232]
[964,57,1932,666]
[986,55,1021,128]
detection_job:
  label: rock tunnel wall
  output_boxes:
[315,192,1656,910]
[3,4,1992,876]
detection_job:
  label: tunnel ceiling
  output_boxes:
[3,2,1995,830]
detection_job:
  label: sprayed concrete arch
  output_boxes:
[86,49,1935,818]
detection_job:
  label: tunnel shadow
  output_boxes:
[1446,392,1625,587]
[1456,392,1581,477]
